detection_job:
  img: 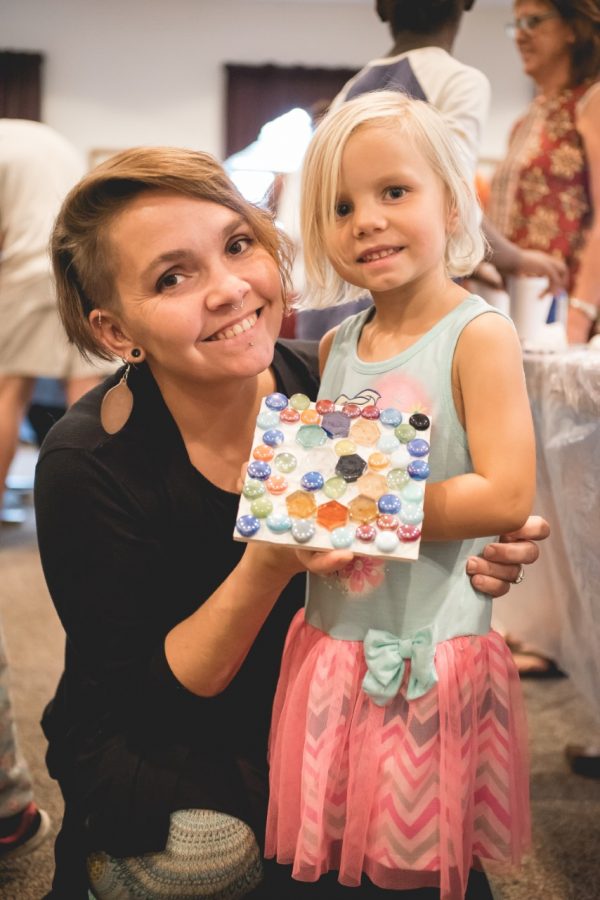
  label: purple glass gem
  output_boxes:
[407,459,430,480]
[407,438,430,458]
[236,515,261,537]
[301,470,325,491]
[321,410,351,438]
[378,493,402,515]
[409,413,430,431]
[335,453,367,483]
[380,407,403,428]
[265,392,288,411]
[247,460,271,481]
[262,428,285,448]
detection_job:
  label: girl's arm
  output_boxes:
[423,312,535,540]
[568,87,600,343]
[318,325,338,376]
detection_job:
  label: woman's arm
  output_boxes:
[568,88,600,343]
[423,312,536,540]
[467,516,549,596]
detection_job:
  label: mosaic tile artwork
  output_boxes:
[234,392,432,561]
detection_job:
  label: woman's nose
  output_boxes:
[204,270,251,311]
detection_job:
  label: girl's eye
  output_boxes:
[335,201,352,218]
[228,235,253,255]
[157,271,184,291]
[386,186,407,200]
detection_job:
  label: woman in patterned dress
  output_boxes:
[488,0,600,344]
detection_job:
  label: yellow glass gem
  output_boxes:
[348,495,379,524]
[300,408,321,425]
[349,419,380,447]
[286,490,317,519]
[323,476,347,499]
[334,438,357,456]
[356,473,388,500]
[368,452,389,471]
[316,500,349,532]
[290,393,311,411]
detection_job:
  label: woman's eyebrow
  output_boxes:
[141,249,196,281]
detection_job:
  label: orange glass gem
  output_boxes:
[301,408,321,425]
[253,444,274,461]
[266,475,288,495]
[316,500,349,531]
[286,490,317,519]
[348,495,379,524]
[356,473,387,500]
[368,452,389,471]
[349,420,380,446]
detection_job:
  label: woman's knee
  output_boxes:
[87,809,263,899]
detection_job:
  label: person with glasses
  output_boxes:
[489,0,600,345]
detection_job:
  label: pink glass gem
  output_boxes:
[377,514,399,531]
[286,490,317,519]
[316,399,336,415]
[316,500,349,532]
[266,475,288,495]
[398,523,422,542]
[356,523,376,542]
[342,403,362,419]
[253,444,274,461]
[280,407,300,424]
[361,405,381,420]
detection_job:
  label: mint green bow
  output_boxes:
[362,627,437,705]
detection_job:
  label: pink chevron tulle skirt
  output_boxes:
[266,611,531,899]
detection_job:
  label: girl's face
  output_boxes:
[512,1,574,83]
[105,191,283,386]
[327,124,452,301]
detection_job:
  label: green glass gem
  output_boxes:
[296,425,327,449]
[274,452,297,474]
[387,467,410,490]
[395,423,417,444]
[323,476,347,499]
[243,479,265,499]
[250,496,274,518]
[290,393,311,411]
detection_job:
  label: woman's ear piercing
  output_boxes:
[131,348,142,359]
[97,311,102,327]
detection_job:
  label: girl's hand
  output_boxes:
[295,548,354,578]
[466,515,549,597]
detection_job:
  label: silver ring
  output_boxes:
[514,564,525,585]
[230,298,245,311]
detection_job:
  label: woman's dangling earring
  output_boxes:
[100,360,134,434]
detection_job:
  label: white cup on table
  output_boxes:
[507,275,554,345]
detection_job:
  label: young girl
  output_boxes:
[265,92,535,899]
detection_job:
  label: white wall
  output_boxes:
[2,0,529,165]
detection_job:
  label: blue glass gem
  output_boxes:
[247,460,271,481]
[301,470,325,492]
[400,481,424,504]
[257,410,280,430]
[407,438,430,458]
[399,503,424,525]
[377,433,401,454]
[265,392,288,411]
[262,428,285,448]
[321,411,351,438]
[376,530,399,553]
[409,413,430,431]
[235,515,261,537]
[266,513,292,534]
[380,407,403,428]
[378,493,401,515]
[291,519,316,544]
[330,526,355,549]
[407,459,430,480]
[335,453,367,483]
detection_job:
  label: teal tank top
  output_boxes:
[305,296,502,652]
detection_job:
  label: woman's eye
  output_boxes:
[228,235,253,255]
[335,201,352,218]
[157,272,184,291]
[386,186,407,200]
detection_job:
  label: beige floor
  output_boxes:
[1,445,600,899]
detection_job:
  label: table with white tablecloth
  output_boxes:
[492,347,600,718]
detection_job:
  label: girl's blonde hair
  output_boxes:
[299,90,486,309]
[52,147,293,361]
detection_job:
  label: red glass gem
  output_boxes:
[377,514,399,531]
[361,405,381,420]
[398,524,422,542]
[280,407,300,424]
[316,399,336,415]
[356,523,376,542]
[342,403,362,419]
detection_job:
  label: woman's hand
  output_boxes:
[515,248,568,297]
[466,515,550,597]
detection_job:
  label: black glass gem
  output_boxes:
[335,453,367,483]
[408,413,430,431]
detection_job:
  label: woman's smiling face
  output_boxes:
[106,190,284,386]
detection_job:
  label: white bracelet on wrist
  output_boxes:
[569,297,598,322]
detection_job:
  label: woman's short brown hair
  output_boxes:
[52,147,293,361]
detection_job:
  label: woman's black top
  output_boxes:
[35,340,319,862]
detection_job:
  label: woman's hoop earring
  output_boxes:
[100,362,134,434]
